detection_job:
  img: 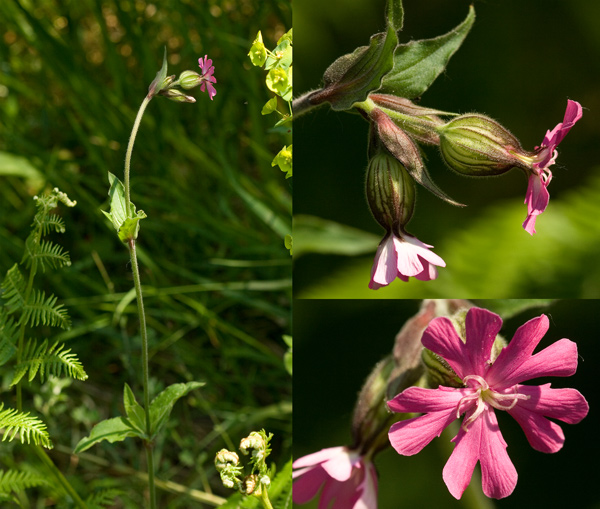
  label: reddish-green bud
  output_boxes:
[178,70,202,90]
[438,114,528,176]
[365,151,416,232]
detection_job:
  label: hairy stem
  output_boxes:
[259,488,274,509]
[291,90,324,118]
[124,96,152,218]
[125,96,156,509]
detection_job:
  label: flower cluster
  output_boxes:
[361,96,582,289]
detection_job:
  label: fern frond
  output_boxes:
[22,237,71,272]
[38,213,66,236]
[20,290,71,329]
[85,489,123,508]
[0,311,18,366]
[0,404,52,448]
[0,468,48,495]
[1,264,26,314]
[11,339,88,385]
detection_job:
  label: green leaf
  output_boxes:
[11,339,88,385]
[103,172,145,241]
[104,172,128,232]
[1,264,26,314]
[271,145,292,178]
[293,215,380,257]
[148,47,169,97]
[261,97,278,115]
[20,289,71,329]
[0,469,49,495]
[248,31,267,67]
[73,417,138,454]
[117,211,147,242]
[123,384,146,434]
[265,39,292,71]
[282,335,292,376]
[0,152,45,192]
[381,5,475,98]
[0,313,18,366]
[308,14,398,111]
[148,381,204,437]
[0,404,52,448]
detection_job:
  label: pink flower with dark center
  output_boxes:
[388,307,588,500]
[293,447,378,508]
[198,55,217,100]
[369,232,445,289]
[522,100,582,235]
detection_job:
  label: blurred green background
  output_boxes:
[0,0,291,506]
[294,0,600,298]
[294,299,599,509]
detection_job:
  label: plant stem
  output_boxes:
[124,96,156,509]
[124,96,151,218]
[33,446,87,508]
[259,488,274,509]
[291,90,323,118]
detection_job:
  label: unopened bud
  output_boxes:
[369,94,445,145]
[158,88,196,103]
[438,114,528,176]
[365,151,415,232]
[242,474,261,495]
[178,70,202,90]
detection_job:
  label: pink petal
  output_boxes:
[394,236,425,277]
[550,99,583,147]
[355,463,378,509]
[494,338,578,386]
[487,314,549,387]
[478,409,518,499]
[507,402,566,453]
[511,384,589,425]
[464,308,503,377]
[388,387,463,456]
[321,451,357,482]
[442,416,482,499]
[421,317,470,379]
[293,464,328,504]
[369,235,397,289]
[522,173,549,235]
[320,465,364,509]
[293,446,348,470]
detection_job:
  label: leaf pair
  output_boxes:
[101,172,147,242]
[74,381,204,453]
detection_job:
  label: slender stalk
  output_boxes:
[291,90,323,118]
[259,489,274,509]
[124,96,156,509]
[124,96,152,217]
[33,446,87,509]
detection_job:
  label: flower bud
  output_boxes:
[158,88,196,103]
[178,70,202,90]
[438,114,528,176]
[369,93,445,145]
[242,474,261,495]
[365,151,415,232]
[215,449,240,471]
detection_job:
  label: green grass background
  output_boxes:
[0,0,291,506]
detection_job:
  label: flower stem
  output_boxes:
[291,90,323,118]
[33,446,87,508]
[124,96,156,509]
[259,488,274,509]
[124,96,152,219]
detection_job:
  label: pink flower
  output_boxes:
[522,100,582,234]
[369,232,445,289]
[388,307,589,500]
[293,447,378,508]
[198,55,217,100]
